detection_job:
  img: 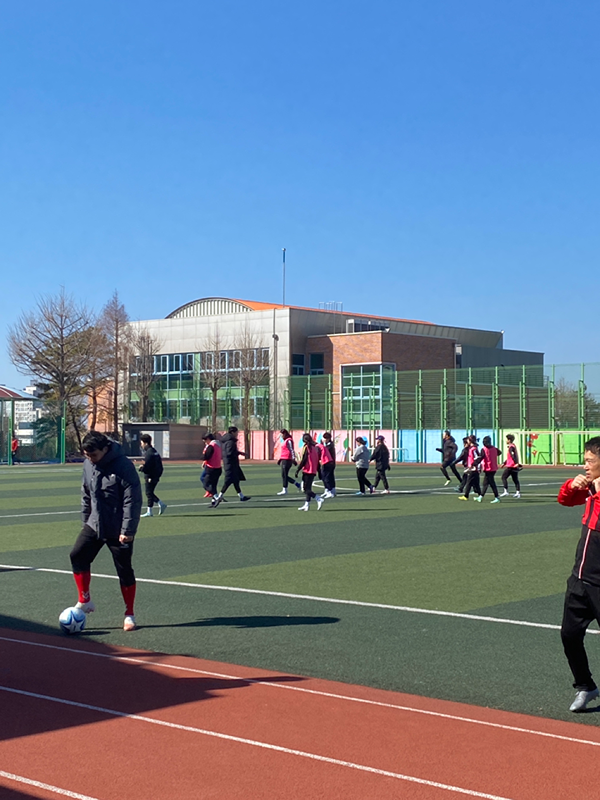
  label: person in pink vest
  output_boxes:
[295,433,325,511]
[499,433,522,498]
[476,435,502,503]
[458,434,482,501]
[277,429,302,495]
[318,432,336,498]
[201,433,222,498]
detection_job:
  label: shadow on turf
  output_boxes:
[140,615,340,630]
[0,613,307,744]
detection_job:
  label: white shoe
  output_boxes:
[298,502,309,511]
[473,495,482,503]
[513,492,521,499]
[569,687,599,712]
[123,615,137,632]
[499,490,509,498]
[444,480,451,486]
[141,510,153,517]
[75,601,96,614]
[158,501,167,515]
[277,488,287,495]
[316,495,324,510]
[321,490,332,499]
[381,489,391,494]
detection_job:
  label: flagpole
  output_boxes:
[282,248,286,307]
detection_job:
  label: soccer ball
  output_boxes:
[59,606,86,635]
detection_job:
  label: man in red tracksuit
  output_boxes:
[557,436,600,712]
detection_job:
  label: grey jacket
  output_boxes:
[82,441,142,539]
[351,444,371,469]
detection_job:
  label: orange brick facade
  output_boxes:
[306,331,456,426]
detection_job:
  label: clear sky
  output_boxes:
[1,1,598,389]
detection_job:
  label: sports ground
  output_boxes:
[1,461,600,799]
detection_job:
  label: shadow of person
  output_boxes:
[141,615,341,630]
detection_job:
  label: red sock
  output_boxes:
[121,583,136,616]
[73,571,91,603]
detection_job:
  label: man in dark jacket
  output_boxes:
[69,431,142,631]
[370,435,391,493]
[139,433,166,517]
[437,430,461,486]
[211,426,250,507]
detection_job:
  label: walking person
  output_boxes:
[211,426,250,507]
[318,432,336,498]
[352,437,374,495]
[436,430,461,486]
[370,435,391,493]
[500,434,522,498]
[459,435,482,501]
[557,437,600,712]
[69,431,142,632]
[295,433,324,511]
[277,429,302,495]
[201,432,222,498]
[477,436,502,504]
[139,434,166,517]
[11,434,20,464]
[452,437,470,494]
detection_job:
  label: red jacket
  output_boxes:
[558,478,600,584]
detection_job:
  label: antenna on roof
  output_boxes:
[319,301,344,333]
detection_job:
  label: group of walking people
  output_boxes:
[438,430,523,502]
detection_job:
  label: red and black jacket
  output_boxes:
[558,479,600,585]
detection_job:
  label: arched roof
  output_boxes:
[166,297,281,319]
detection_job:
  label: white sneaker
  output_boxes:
[444,480,451,486]
[569,687,599,712]
[123,615,137,632]
[277,488,287,495]
[499,490,509,498]
[158,501,167,515]
[513,492,521,499]
[75,601,96,614]
[321,490,332,499]
[381,489,391,494]
[316,495,324,510]
[298,502,309,511]
[474,495,482,503]
[141,510,153,517]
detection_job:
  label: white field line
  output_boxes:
[1,563,596,636]
[0,480,565,518]
[0,684,515,800]
[3,633,600,752]
[0,770,100,800]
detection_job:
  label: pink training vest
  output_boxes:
[280,437,295,461]
[481,446,499,472]
[505,443,519,468]
[318,443,333,464]
[466,445,479,468]
[204,441,222,469]
[302,445,320,475]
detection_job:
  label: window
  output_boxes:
[309,353,324,375]
[341,364,395,428]
[219,351,228,370]
[260,348,270,368]
[292,354,305,376]
[183,353,194,372]
[233,350,242,369]
[159,355,168,373]
[170,354,181,373]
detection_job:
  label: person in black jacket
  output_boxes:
[211,426,250,508]
[370,435,391,493]
[139,434,166,517]
[69,431,142,632]
[451,437,470,493]
[437,431,461,486]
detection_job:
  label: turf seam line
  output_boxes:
[1,562,594,635]
[0,770,100,800]
[0,684,516,800]
[3,634,600,750]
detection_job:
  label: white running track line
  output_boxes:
[3,633,600,751]
[2,562,596,635]
[0,684,515,800]
[0,770,100,800]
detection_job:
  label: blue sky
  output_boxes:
[1,0,598,389]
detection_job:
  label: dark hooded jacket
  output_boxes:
[370,443,390,471]
[220,432,246,483]
[437,437,458,463]
[82,441,142,539]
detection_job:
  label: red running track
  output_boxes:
[0,628,599,800]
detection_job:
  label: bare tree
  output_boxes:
[129,326,163,422]
[196,328,228,433]
[231,326,270,455]
[8,289,98,448]
[99,291,131,437]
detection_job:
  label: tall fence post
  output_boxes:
[416,370,423,461]
[520,365,527,430]
[8,400,14,466]
[466,368,473,432]
[493,366,500,442]
[441,369,448,432]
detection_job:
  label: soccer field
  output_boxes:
[0,460,595,724]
